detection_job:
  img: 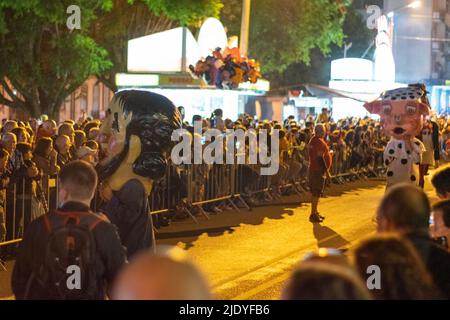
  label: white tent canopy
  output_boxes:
[127,18,231,73]
[127,27,201,73]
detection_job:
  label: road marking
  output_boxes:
[230,231,376,300]
[212,232,344,289]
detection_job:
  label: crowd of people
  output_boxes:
[0,117,101,246]
[2,109,450,235]
[1,108,450,299]
[162,107,450,222]
[10,160,450,300]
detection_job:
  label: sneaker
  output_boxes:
[316,212,326,220]
[309,213,323,223]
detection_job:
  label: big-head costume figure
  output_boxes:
[364,84,430,189]
[97,90,181,258]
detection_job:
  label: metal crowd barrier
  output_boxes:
[0,147,386,264]
[0,174,57,270]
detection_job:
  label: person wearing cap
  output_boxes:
[77,146,97,165]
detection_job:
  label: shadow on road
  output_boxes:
[158,179,383,250]
[312,223,350,249]
[157,207,297,249]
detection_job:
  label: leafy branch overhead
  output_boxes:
[0,0,354,117]
[0,0,222,117]
[247,0,351,73]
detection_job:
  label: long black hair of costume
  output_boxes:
[97,90,182,182]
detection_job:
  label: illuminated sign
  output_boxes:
[115,73,159,87]
[116,73,205,88]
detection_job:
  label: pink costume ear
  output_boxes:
[364,100,383,115]
[418,102,430,116]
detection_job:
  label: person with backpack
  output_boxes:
[11,160,127,300]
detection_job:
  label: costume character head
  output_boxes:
[97,90,182,194]
[364,84,430,140]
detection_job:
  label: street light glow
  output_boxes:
[408,1,421,9]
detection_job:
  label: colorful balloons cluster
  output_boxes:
[189,47,261,89]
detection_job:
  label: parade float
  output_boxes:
[115,18,269,123]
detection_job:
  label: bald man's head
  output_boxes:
[112,247,212,300]
[377,184,430,233]
[55,134,71,155]
[43,120,57,136]
[2,120,18,133]
[1,132,17,153]
[314,124,325,138]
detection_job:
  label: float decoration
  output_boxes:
[189,47,261,89]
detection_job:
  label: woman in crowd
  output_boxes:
[352,233,441,300]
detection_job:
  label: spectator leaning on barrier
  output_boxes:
[0,148,10,243]
[352,233,441,300]
[1,132,19,173]
[54,135,73,168]
[33,137,60,176]
[13,143,44,236]
[12,161,127,300]
[1,120,18,134]
[36,119,56,142]
[11,127,29,144]
[376,184,450,299]
[74,130,86,150]
[58,122,76,159]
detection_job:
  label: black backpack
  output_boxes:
[33,211,104,300]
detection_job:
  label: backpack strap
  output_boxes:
[47,210,108,232]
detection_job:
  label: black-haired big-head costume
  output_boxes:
[97,90,181,257]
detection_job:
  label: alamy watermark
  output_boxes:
[66,5,81,30]
[366,5,382,30]
[366,264,381,290]
[66,265,81,290]
[171,121,280,175]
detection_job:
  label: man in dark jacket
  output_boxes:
[12,161,127,299]
[376,184,450,299]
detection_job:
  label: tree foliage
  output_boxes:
[247,0,351,73]
[221,1,373,89]
[0,0,112,118]
[91,0,223,91]
[268,4,375,89]
[0,0,222,117]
